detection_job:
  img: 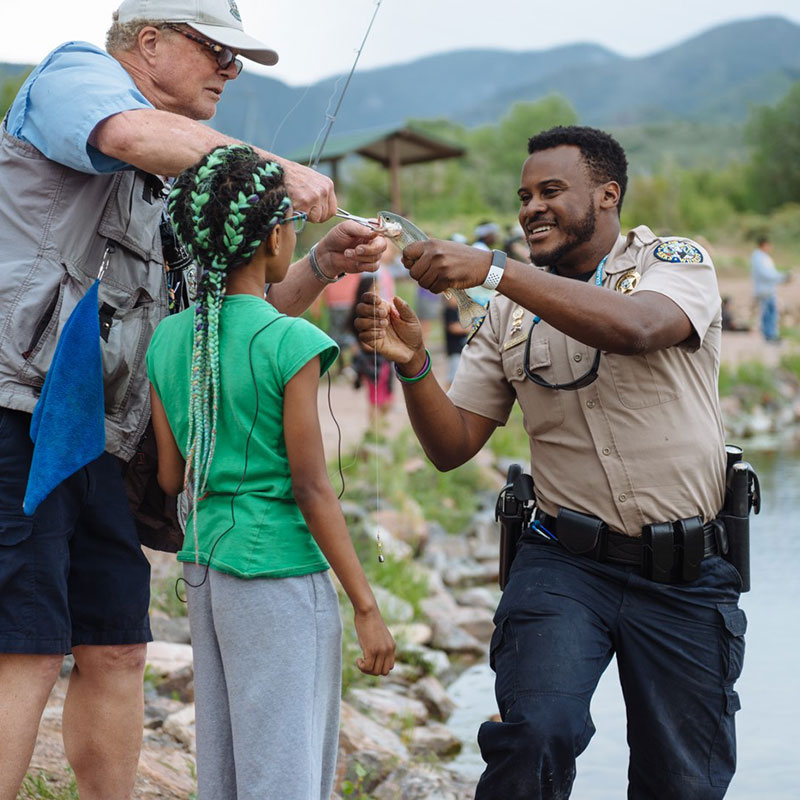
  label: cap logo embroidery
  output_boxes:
[653,240,703,264]
[228,0,241,21]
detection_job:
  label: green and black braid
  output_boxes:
[167,145,290,557]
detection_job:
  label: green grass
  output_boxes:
[487,405,529,462]
[718,360,779,408]
[779,351,800,382]
[339,429,486,535]
[18,771,78,800]
[149,570,189,619]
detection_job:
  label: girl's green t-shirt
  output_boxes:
[146,295,338,578]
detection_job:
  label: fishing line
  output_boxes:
[304,74,346,170]
[308,0,384,169]
[269,83,313,152]
[372,274,384,562]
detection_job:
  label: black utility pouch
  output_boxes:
[642,521,675,583]
[674,516,704,583]
[556,508,604,557]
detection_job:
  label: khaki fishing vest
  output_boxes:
[0,125,169,460]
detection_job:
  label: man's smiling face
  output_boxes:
[518,145,602,271]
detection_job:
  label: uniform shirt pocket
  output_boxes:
[606,350,683,409]
[501,337,565,435]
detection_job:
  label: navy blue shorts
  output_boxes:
[0,407,152,654]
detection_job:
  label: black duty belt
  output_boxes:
[532,509,721,582]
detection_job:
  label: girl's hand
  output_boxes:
[354,608,395,676]
[353,291,424,365]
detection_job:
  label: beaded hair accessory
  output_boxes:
[167,145,290,560]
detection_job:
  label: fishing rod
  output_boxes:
[306,2,388,564]
[308,0,384,169]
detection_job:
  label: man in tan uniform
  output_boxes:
[355,126,746,799]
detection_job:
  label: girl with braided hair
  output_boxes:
[146,145,394,799]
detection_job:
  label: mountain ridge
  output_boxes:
[2,15,798,158]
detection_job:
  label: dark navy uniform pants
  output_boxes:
[475,535,746,800]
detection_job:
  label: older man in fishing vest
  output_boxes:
[0,1,385,797]
[356,126,748,799]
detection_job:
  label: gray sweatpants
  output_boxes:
[183,564,343,800]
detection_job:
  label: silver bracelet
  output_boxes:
[308,243,344,284]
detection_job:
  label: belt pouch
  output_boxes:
[642,522,674,582]
[674,516,704,582]
[555,508,603,557]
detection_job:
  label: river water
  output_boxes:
[446,443,800,798]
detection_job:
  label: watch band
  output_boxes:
[482,249,506,291]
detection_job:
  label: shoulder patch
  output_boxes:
[466,313,486,344]
[653,240,703,264]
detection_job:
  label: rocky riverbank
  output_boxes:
[23,471,509,799]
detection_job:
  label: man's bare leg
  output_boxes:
[0,653,63,800]
[63,643,147,800]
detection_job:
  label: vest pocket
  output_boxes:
[101,303,149,418]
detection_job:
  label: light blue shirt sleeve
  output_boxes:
[6,41,154,174]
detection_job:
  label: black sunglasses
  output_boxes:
[167,25,243,75]
[523,319,602,390]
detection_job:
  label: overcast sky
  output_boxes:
[3,1,800,86]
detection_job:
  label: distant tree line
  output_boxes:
[3,67,797,249]
[0,71,30,119]
[341,82,800,248]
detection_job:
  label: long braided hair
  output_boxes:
[167,145,291,553]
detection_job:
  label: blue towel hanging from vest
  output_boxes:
[23,279,105,515]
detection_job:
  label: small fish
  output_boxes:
[377,211,489,328]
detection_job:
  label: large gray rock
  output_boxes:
[373,503,429,552]
[146,641,194,676]
[457,586,501,611]
[421,597,486,656]
[338,700,409,761]
[155,664,195,703]
[347,687,428,728]
[149,610,192,644]
[391,622,433,646]
[162,704,196,753]
[406,723,463,758]
[396,643,451,679]
[372,585,415,623]
[411,675,455,721]
[373,763,475,800]
[451,605,495,642]
[341,749,399,795]
[144,695,185,730]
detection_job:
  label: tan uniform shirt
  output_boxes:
[449,225,726,537]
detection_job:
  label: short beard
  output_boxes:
[530,201,597,269]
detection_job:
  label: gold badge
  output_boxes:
[615,271,641,294]
[510,306,525,335]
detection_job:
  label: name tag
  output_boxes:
[502,332,527,351]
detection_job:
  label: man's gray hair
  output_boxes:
[106,10,169,53]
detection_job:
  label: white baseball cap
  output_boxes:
[117,0,279,65]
